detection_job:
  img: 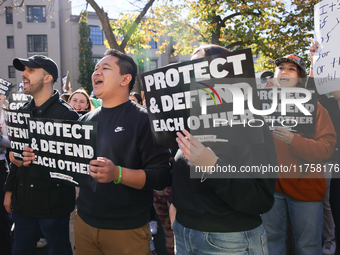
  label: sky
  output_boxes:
[71,0,144,19]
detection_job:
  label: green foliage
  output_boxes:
[148,0,319,72]
[99,0,318,74]
[78,11,95,94]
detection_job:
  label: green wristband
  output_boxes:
[114,166,122,184]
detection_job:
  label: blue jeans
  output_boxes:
[261,191,323,255]
[12,212,72,255]
[173,220,268,255]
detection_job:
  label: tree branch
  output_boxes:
[226,40,243,49]
[184,23,210,42]
[120,0,156,49]
[86,0,120,50]
[222,10,262,25]
[0,0,24,7]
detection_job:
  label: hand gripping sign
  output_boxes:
[141,49,315,148]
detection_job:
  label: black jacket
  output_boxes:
[172,123,277,232]
[319,95,340,164]
[4,90,79,218]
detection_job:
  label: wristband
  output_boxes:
[114,166,122,184]
[310,66,313,69]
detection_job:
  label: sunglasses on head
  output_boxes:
[261,77,273,83]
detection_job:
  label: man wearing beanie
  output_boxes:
[3,55,78,255]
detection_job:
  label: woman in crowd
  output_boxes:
[68,88,93,113]
[261,54,336,255]
[171,43,277,255]
[129,92,143,105]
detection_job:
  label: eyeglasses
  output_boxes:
[261,77,273,83]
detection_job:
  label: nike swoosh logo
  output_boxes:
[114,127,124,132]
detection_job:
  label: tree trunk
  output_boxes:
[86,0,120,51]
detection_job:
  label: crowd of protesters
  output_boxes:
[0,39,339,255]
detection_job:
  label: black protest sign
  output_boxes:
[141,48,264,148]
[28,118,97,190]
[4,109,31,159]
[0,78,13,95]
[257,88,317,133]
[7,90,32,110]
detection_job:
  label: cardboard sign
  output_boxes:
[28,118,97,190]
[141,49,265,148]
[314,0,340,94]
[0,78,12,95]
[257,88,318,133]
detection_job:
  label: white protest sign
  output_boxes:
[314,0,340,94]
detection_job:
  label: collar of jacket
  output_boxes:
[23,89,60,114]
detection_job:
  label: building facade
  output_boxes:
[0,0,191,93]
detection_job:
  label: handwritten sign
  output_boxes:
[314,0,340,94]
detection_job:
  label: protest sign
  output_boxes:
[0,78,13,95]
[62,71,71,92]
[28,118,97,190]
[7,90,32,110]
[141,49,265,148]
[314,0,340,94]
[4,109,31,159]
[257,88,317,133]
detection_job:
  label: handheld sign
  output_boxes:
[0,78,13,95]
[314,0,340,94]
[27,118,97,190]
[7,90,32,110]
[257,88,317,133]
[141,49,265,148]
[62,71,71,92]
[4,109,31,159]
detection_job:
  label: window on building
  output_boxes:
[27,35,47,52]
[8,66,15,79]
[92,58,102,64]
[138,59,158,74]
[7,36,14,49]
[27,6,46,23]
[6,7,13,24]
[149,38,157,49]
[89,26,103,45]
[149,60,158,71]
[138,59,145,75]
[170,37,175,54]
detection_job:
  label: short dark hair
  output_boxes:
[129,92,142,104]
[192,43,230,58]
[104,49,137,92]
